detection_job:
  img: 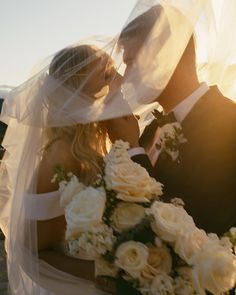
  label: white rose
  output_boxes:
[150,273,174,295]
[176,266,193,281]
[105,161,163,203]
[174,228,208,263]
[191,244,236,294]
[105,140,130,165]
[207,233,233,250]
[174,266,196,295]
[95,257,118,278]
[115,241,149,279]
[141,245,172,283]
[111,202,145,232]
[207,232,219,242]
[59,175,85,207]
[148,201,195,242]
[65,186,106,239]
[220,236,233,249]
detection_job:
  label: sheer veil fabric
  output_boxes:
[0,1,236,294]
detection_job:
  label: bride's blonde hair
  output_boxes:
[46,45,109,184]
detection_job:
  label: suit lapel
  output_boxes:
[139,86,222,182]
[153,87,219,192]
[140,87,236,234]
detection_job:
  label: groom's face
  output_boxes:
[118,6,162,78]
[118,36,145,78]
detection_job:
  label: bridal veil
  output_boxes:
[0,1,236,294]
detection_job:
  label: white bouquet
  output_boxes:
[54,140,236,295]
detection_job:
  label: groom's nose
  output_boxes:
[123,51,133,66]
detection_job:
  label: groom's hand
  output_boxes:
[106,115,140,148]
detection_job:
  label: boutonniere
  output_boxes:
[156,122,187,161]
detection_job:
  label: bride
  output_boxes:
[1,1,236,294]
[36,45,117,280]
[0,42,126,295]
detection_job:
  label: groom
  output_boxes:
[108,5,236,236]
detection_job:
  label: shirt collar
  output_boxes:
[172,83,210,122]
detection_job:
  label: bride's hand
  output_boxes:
[106,115,140,148]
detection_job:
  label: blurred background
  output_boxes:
[0,0,136,87]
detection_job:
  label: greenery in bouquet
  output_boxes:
[53,140,236,295]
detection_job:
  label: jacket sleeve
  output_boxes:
[131,153,156,179]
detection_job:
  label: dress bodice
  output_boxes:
[23,191,109,295]
[24,190,64,220]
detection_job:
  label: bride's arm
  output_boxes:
[39,250,116,293]
[36,139,96,281]
[38,250,95,281]
[36,139,72,250]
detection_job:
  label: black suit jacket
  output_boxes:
[132,87,236,235]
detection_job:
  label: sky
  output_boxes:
[0,0,137,87]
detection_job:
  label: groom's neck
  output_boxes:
[157,80,201,113]
[156,38,201,113]
[156,65,201,113]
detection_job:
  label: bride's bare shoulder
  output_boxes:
[43,139,74,164]
[37,139,78,193]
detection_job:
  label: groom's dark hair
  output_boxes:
[117,5,173,59]
[118,5,163,46]
[119,4,196,67]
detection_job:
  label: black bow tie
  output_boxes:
[139,109,177,148]
[152,109,177,127]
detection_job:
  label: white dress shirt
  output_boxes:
[128,83,210,164]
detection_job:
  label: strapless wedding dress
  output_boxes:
[9,191,110,295]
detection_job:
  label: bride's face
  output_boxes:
[80,54,116,99]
